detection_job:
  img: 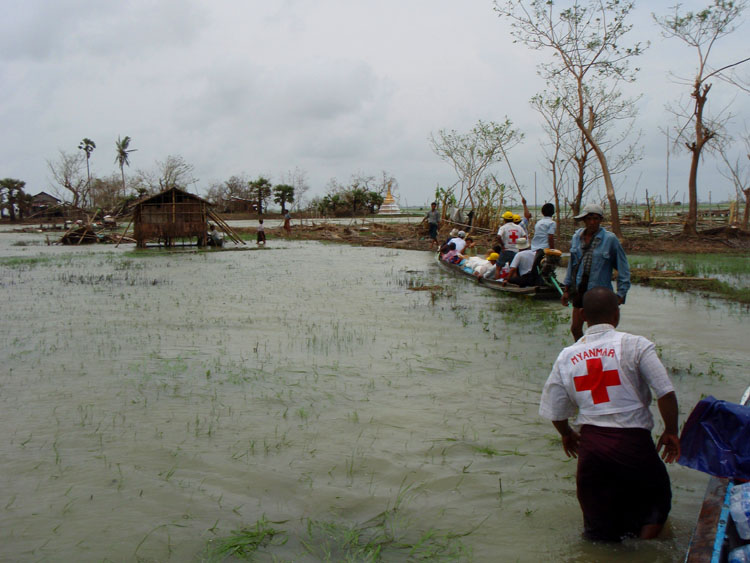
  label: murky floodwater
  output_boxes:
[0,235,748,562]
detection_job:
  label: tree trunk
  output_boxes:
[575,116,623,239]
[684,145,701,235]
[683,81,712,235]
[743,188,750,230]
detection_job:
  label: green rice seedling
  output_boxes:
[205,516,288,561]
[471,444,499,457]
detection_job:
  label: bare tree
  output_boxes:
[718,132,750,229]
[430,119,523,211]
[135,155,198,194]
[654,0,750,234]
[279,167,310,210]
[47,150,87,208]
[496,0,646,238]
[530,92,574,225]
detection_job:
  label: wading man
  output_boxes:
[561,203,630,341]
[539,287,680,542]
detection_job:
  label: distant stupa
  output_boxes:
[378,183,401,215]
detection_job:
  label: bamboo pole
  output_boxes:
[116,216,134,248]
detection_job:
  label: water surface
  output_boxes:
[0,236,747,561]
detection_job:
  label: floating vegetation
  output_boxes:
[205,495,476,562]
[204,516,288,561]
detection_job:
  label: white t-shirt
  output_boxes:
[509,249,536,276]
[448,237,466,254]
[497,223,525,251]
[531,217,556,251]
[539,324,675,430]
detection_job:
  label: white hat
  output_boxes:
[458,230,466,238]
[449,228,459,237]
[574,203,605,220]
[516,237,530,250]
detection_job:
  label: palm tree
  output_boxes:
[114,136,136,195]
[78,138,96,207]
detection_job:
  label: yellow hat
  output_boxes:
[513,214,521,222]
[488,252,499,261]
[502,211,514,220]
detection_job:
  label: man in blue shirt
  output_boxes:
[561,203,630,341]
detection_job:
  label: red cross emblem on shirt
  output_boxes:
[574,357,621,404]
[508,230,519,244]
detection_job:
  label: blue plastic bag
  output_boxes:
[678,396,750,480]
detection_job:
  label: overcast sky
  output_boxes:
[1,0,749,208]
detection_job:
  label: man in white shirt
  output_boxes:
[497,212,525,265]
[539,287,680,542]
[503,237,537,286]
[531,203,556,251]
[447,230,467,254]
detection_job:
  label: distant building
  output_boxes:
[31,191,62,217]
[378,185,401,215]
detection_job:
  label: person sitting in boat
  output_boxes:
[502,237,538,287]
[462,236,476,256]
[497,211,525,266]
[473,252,499,279]
[440,229,459,251]
[513,213,529,236]
[445,230,467,254]
[441,242,458,262]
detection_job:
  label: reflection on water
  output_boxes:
[0,237,747,561]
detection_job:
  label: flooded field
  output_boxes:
[1,234,748,562]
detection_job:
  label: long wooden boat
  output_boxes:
[684,385,750,562]
[435,254,561,300]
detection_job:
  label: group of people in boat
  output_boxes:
[438,200,558,288]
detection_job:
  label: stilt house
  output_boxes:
[132,187,211,248]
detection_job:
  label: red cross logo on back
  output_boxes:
[574,358,621,404]
[508,230,519,244]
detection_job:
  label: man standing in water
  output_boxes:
[540,287,680,542]
[561,203,630,341]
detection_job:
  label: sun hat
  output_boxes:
[502,211,514,220]
[574,203,605,220]
[488,252,499,261]
[458,230,466,238]
[449,228,459,237]
[516,237,531,250]
[512,214,521,223]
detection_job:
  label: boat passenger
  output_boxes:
[503,237,538,287]
[497,212,525,266]
[447,230,467,254]
[441,242,458,262]
[513,213,528,236]
[473,252,499,279]
[440,229,459,251]
[531,203,556,251]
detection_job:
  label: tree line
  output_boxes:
[2,132,395,220]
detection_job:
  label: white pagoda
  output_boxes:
[378,184,401,215]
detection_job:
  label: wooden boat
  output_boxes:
[435,253,561,300]
[684,385,750,562]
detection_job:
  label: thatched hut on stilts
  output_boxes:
[127,187,243,248]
